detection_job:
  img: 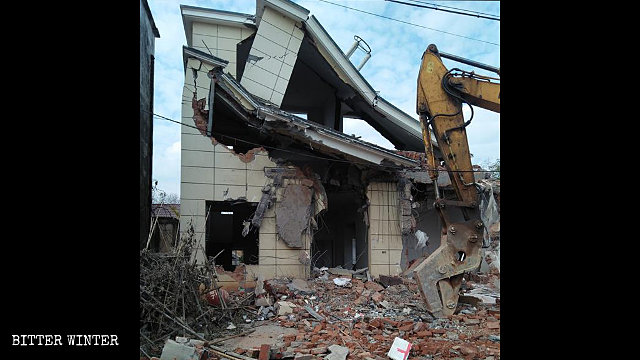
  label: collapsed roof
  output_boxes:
[181,0,432,153]
[183,46,420,169]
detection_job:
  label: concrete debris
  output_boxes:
[159,339,200,360]
[275,301,297,315]
[465,283,500,304]
[415,230,428,249]
[142,244,499,360]
[287,278,314,295]
[255,274,266,296]
[333,277,352,287]
[255,296,273,307]
[325,344,349,360]
[276,183,313,248]
[303,305,325,321]
[328,267,354,276]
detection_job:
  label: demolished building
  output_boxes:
[178,0,498,282]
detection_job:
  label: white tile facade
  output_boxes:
[367,182,403,277]
[239,7,304,106]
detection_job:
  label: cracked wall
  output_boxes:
[239,6,304,106]
[190,22,255,79]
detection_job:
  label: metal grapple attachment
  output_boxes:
[411,219,484,318]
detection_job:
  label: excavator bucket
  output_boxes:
[411,219,484,318]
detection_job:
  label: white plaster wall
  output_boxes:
[367,182,403,278]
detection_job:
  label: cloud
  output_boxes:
[152,139,181,195]
[145,0,500,196]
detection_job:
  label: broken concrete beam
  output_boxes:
[304,305,325,321]
[250,186,273,230]
[353,267,368,274]
[328,267,354,276]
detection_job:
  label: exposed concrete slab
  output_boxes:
[218,324,297,350]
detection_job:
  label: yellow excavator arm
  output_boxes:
[411,44,499,318]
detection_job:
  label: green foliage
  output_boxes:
[488,158,500,179]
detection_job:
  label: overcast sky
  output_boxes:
[146,0,500,196]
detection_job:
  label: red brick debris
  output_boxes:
[145,271,500,360]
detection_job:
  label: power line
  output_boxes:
[385,0,500,21]
[316,0,499,46]
[404,0,500,19]
[146,110,499,173]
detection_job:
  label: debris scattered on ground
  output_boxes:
[142,225,500,360]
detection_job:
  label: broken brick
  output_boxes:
[463,318,480,325]
[382,318,399,327]
[259,345,271,360]
[369,318,383,328]
[486,321,500,329]
[371,292,383,303]
[310,347,328,355]
[365,282,384,292]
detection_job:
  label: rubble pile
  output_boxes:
[144,266,500,360]
[140,226,258,358]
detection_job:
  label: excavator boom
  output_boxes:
[411,44,499,318]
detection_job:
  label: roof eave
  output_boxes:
[180,5,255,47]
[182,46,229,71]
[256,0,310,26]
